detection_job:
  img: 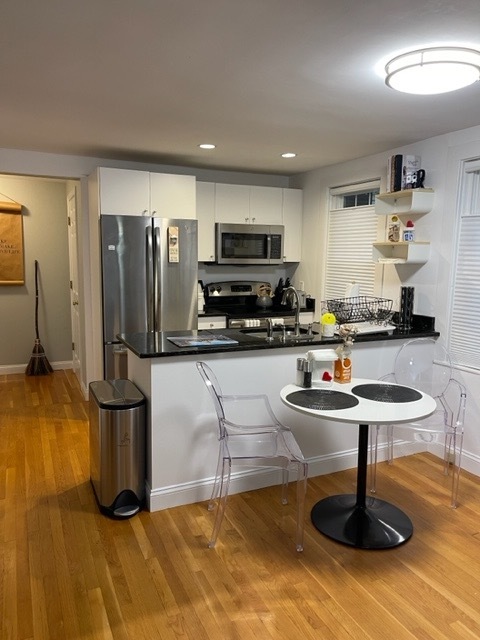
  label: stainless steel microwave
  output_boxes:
[215,223,284,265]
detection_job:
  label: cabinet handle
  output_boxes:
[142,209,148,215]
[151,210,157,215]
[252,217,256,223]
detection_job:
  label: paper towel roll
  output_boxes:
[345,282,360,298]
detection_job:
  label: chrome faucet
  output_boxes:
[281,286,301,336]
[266,317,274,341]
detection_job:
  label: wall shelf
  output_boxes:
[372,241,430,265]
[375,188,434,216]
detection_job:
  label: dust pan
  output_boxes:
[25,260,53,376]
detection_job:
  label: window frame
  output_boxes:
[324,180,381,301]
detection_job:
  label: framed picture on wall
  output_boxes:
[0,201,24,285]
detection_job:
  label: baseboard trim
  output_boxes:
[147,446,360,512]
[0,361,73,375]
[147,441,480,512]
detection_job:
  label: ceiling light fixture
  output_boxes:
[281,152,297,158]
[199,143,216,149]
[385,46,480,95]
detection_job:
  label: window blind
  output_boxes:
[449,160,480,369]
[325,182,379,300]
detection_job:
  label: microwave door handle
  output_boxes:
[266,234,272,260]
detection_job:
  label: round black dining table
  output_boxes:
[281,378,436,549]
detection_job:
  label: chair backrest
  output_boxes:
[196,361,226,426]
[394,338,452,398]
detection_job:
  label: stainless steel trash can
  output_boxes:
[89,379,146,518]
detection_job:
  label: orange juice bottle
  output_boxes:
[334,356,352,383]
[334,342,352,383]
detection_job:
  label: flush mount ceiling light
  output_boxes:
[281,152,297,158]
[198,143,216,149]
[385,46,480,95]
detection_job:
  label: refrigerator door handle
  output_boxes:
[146,225,154,331]
[154,225,161,329]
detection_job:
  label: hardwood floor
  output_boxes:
[1,370,480,639]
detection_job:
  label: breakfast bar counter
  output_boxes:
[118,314,438,359]
[119,320,438,514]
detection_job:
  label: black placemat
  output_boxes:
[351,383,422,403]
[286,389,359,411]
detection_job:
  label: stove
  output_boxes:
[203,280,298,329]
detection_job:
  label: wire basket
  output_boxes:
[323,296,393,324]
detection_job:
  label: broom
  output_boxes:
[25,260,53,375]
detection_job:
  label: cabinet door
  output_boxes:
[282,188,302,261]
[150,173,196,218]
[198,315,227,330]
[249,186,283,224]
[98,168,150,215]
[214,183,250,223]
[196,182,216,262]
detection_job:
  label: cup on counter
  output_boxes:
[321,323,335,337]
[321,312,336,338]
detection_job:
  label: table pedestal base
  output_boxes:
[311,494,413,549]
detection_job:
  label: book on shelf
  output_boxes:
[386,154,421,192]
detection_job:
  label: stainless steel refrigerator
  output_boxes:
[100,215,198,379]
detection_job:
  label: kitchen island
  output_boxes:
[119,319,438,512]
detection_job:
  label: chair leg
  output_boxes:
[449,432,464,509]
[208,443,224,511]
[295,462,308,552]
[208,458,231,548]
[386,424,394,463]
[369,425,380,494]
[281,468,289,505]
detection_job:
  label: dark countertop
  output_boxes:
[118,315,438,359]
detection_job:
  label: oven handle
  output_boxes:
[228,318,245,329]
[228,317,294,329]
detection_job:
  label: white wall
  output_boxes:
[0,175,72,370]
[291,124,480,478]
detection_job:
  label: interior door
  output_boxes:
[67,187,81,383]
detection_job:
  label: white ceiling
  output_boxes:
[2,0,480,175]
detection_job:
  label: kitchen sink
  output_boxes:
[240,327,319,341]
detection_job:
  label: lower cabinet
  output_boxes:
[198,316,227,330]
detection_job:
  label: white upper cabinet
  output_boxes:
[98,168,150,215]
[149,173,196,219]
[214,184,251,223]
[282,188,302,262]
[95,167,196,218]
[214,184,283,224]
[249,186,283,224]
[196,181,216,262]
[197,181,303,263]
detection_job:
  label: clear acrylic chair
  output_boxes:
[370,338,467,508]
[196,361,308,551]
